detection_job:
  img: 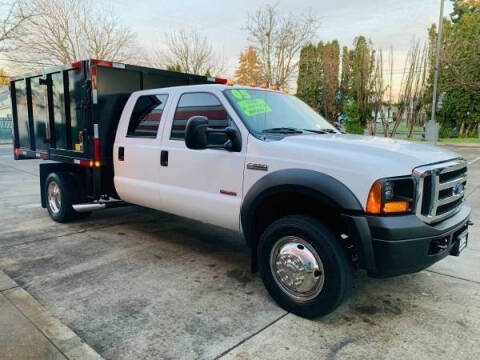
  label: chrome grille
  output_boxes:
[413,159,467,224]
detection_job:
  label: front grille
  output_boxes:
[413,159,467,224]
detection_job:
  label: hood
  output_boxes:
[247,133,461,209]
[278,133,460,173]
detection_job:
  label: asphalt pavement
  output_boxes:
[0,143,479,360]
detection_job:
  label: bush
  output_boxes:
[439,126,454,138]
[345,121,364,134]
[343,102,364,134]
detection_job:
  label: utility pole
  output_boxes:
[426,0,445,142]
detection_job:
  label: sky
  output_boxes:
[100,0,453,95]
[1,0,454,95]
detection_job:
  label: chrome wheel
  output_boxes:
[47,181,62,215]
[269,236,325,302]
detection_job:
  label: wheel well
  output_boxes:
[250,191,347,245]
[40,163,89,208]
[246,191,358,271]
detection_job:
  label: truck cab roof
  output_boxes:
[130,84,280,97]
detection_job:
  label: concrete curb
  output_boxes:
[435,142,480,148]
[1,272,103,360]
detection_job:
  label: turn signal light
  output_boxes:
[226,79,234,86]
[270,84,278,90]
[383,201,409,213]
[249,82,256,87]
[260,83,267,89]
[366,181,382,214]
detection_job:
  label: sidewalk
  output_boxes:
[0,271,102,360]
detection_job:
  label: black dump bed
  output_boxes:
[9,59,225,198]
[10,59,224,162]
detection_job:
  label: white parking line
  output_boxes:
[468,156,480,165]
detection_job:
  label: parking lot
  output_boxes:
[0,143,479,360]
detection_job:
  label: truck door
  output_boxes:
[113,92,171,208]
[158,90,246,231]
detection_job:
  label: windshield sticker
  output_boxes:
[237,98,272,116]
[231,89,251,100]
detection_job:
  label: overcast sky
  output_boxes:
[100,0,452,94]
[1,0,453,94]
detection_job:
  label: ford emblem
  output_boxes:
[453,183,464,195]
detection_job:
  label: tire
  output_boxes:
[258,215,352,318]
[45,172,91,222]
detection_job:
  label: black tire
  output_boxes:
[45,172,91,222]
[258,215,352,318]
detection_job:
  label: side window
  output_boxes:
[171,92,232,145]
[127,94,168,138]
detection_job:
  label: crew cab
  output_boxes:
[10,60,472,318]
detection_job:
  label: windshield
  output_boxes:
[223,89,337,135]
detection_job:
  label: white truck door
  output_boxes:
[158,90,246,231]
[113,92,171,208]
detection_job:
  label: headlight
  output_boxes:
[366,177,415,215]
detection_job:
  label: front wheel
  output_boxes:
[258,215,352,318]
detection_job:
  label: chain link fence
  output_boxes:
[0,117,13,143]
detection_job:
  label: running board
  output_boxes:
[72,200,129,213]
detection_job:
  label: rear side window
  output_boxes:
[127,94,168,138]
[171,92,231,143]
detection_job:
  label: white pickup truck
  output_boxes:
[10,60,471,318]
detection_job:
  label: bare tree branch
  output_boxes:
[246,4,318,88]
[0,0,33,52]
[7,0,137,69]
[150,29,226,76]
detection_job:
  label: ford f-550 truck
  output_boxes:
[10,59,471,318]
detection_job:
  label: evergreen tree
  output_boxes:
[297,43,321,111]
[297,41,340,121]
[321,40,340,121]
[338,46,352,119]
[349,36,375,129]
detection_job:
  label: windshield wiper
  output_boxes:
[303,128,338,134]
[261,127,304,134]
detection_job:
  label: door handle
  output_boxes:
[161,150,168,166]
[118,146,124,161]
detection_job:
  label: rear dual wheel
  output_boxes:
[45,172,91,222]
[258,215,352,318]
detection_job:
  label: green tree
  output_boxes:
[338,46,352,119]
[425,8,479,138]
[321,40,340,121]
[441,12,480,136]
[297,44,320,110]
[349,36,375,129]
[451,0,480,22]
[297,40,340,122]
